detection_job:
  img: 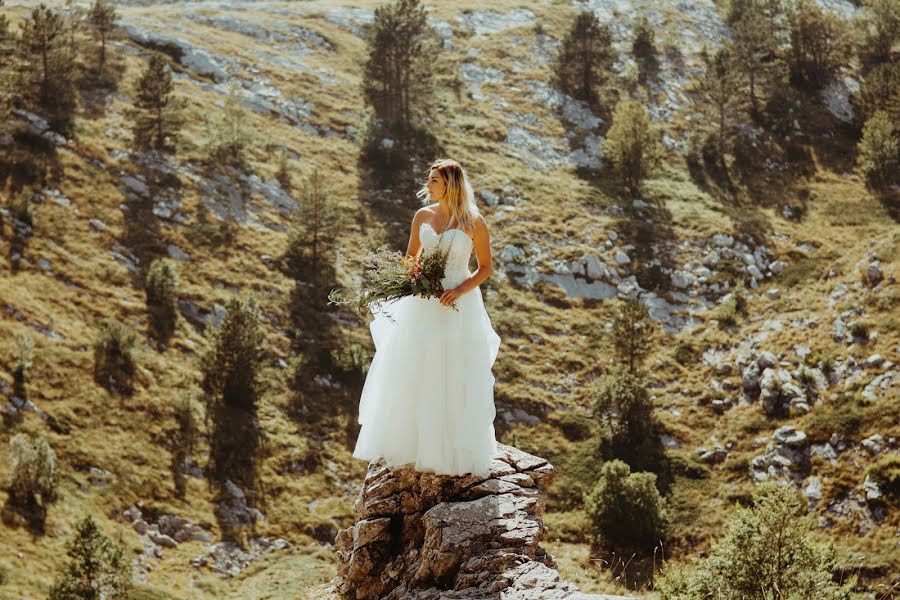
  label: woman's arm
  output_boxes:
[439,216,493,306]
[406,209,427,259]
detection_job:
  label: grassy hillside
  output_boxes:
[1,0,897,598]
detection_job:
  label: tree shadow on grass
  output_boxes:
[356,121,446,242]
[118,152,186,292]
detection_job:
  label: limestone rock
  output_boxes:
[332,443,634,600]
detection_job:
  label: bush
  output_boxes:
[673,341,696,365]
[866,453,900,504]
[711,289,747,326]
[656,483,855,600]
[6,432,58,509]
[668,453,711,479]
[803,400,863,442]
[145,258,179,344]
[93,319,139,394]
[556,411,593,442]
[48,514,132,600]
[858,110,899,189]
[584,460,667,552]
[10,188,33,227]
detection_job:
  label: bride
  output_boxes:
[352,158,501,478]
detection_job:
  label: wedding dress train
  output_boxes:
[352,222,501,478]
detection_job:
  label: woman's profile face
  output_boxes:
[426,168,446,200]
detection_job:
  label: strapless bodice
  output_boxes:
[420,222,473,289]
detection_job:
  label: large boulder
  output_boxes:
[331,443,637,600]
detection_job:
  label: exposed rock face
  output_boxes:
[333,443,636,600]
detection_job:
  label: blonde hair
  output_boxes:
[415,158,480,233]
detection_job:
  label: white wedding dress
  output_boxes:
[352,222,501,478]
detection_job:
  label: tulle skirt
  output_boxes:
[352,284,501,478]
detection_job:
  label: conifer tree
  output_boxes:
[697,45,748,160]
[855,61,900,126]
[362,0,437,133]
[200,296,266,413]
[601,99,663,194]
[16,3,77,124]
[0,0,12,131]
[857,0,900,65]
[611,297,654,373]
[0,0,8,39]
[47,514,132,600]
[200,295,266,483]
[786,0,849,89]
[204,94,252,165]
[131,54,185,152]
[285,168,338,284]
[553,10,615,106]
[732,8,782,116]
[88,0,117,77]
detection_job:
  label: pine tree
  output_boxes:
[145,258,179,345]
[200,295,266,484]
[855,61,900,126]
[362,0,437,133]
[611,297,654,373]
[204,94,252,165]
[697,45,748,161]
[732,8,782,116]
[87,0,117,77]
[275,148,292,191]
[200,295,266,413]
[857,0,900,65]
[0,0,12,133]
[48,514,132,600]
[16,3,77,125]
[786,0,849,89]
[553,11,615,106]
[601,99,663,194]
[130,53,185,152]
[285,168,338,283]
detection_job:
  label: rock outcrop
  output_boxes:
[331,443,636,600]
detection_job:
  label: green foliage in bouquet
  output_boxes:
[329,232,458,316]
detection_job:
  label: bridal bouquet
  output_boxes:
[328,233,459,316]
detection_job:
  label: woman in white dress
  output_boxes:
[352,158,501,478]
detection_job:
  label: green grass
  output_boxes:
[2,0,899,598]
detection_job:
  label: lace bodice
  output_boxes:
[420,222,474,289]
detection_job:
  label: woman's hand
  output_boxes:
[439,286,462,307]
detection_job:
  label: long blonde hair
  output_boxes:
[416,158,480,233]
